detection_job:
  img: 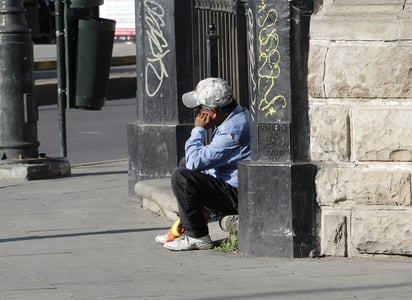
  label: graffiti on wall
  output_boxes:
[144,0,170,97]
[256,0,286,118]
[247,8,257,122]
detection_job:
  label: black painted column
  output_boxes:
[238,0,316,257]
[127,0,194,196]
[0,0,39,160]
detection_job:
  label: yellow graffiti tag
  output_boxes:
[256,0,286,117]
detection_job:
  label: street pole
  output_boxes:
[0,0,70,181]
[0,0,39,160]
[54,0,68,157]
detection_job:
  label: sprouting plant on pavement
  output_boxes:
[215,229,238,253]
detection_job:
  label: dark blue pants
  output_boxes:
[171,168,238,237]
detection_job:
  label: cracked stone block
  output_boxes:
[353,108,412,161]
[352,209,412,256]
[309,106,349,161]
[324,45,412,98]
[308,42,327,98]
[316,167,411,206]
[321,214,348,257]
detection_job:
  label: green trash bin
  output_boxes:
[74,17,116,110]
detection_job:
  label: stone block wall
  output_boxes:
[308,0,412,257]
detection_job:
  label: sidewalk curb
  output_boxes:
[34,55,136,71]
[70,158,128,168]
[36,75,136,106]
[0,157,70,182]
[135,178,178,221]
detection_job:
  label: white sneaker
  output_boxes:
[155,233,168,244]
[163,234,213,251]
[219,215,239,233]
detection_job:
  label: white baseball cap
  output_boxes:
[182,77,233,108]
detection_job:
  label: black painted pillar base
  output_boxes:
[128,0,193,197]
[127,122,192,196]
[0,157,71,181]
[238,161,317,258]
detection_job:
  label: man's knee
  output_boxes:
[171,168,193,187]
[171,168,206,194]
[171,168,201,200]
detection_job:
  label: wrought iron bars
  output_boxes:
[193,0,248,107]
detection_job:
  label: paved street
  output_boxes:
[34,43,137,164]
[1,160,412,299]
[0,41,411,300]
[38,98,136,164]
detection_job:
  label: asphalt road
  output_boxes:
[38,98,136,164]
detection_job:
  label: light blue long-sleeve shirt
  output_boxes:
[185,105,251,188]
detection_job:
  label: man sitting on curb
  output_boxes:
[155,77,251,251]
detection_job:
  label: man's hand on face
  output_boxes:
[195,108,215,129]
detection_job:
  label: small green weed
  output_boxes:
[215,230,238,253]
[156,207,166,217]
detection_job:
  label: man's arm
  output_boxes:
[185,128,239,171]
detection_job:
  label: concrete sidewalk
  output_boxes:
[34,43,136,105]
[1,160,412,299]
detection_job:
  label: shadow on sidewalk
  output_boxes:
[0,227,169,243]
[69,170,128,177]
[195,282,412,300]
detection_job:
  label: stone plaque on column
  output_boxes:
[239,0,316,257]
[128,0,193,196]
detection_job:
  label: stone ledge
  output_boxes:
[135,178,178,221]
[133,178,229,241]
[0,157,71,182]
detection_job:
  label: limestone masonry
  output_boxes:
[308,0,412,257]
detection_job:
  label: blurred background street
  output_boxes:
[38,98,135,164]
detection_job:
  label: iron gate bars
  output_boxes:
[192,0,249,108]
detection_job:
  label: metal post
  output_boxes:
[207,24,218,77]
[0,0,39,160]
[54,0,68,157]
[0,0,71,181]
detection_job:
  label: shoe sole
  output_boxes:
[155,238,166,244]
[154,234,168,244]
[197,243,213,250]
[219,215,239,232]
[163,243,213,251]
